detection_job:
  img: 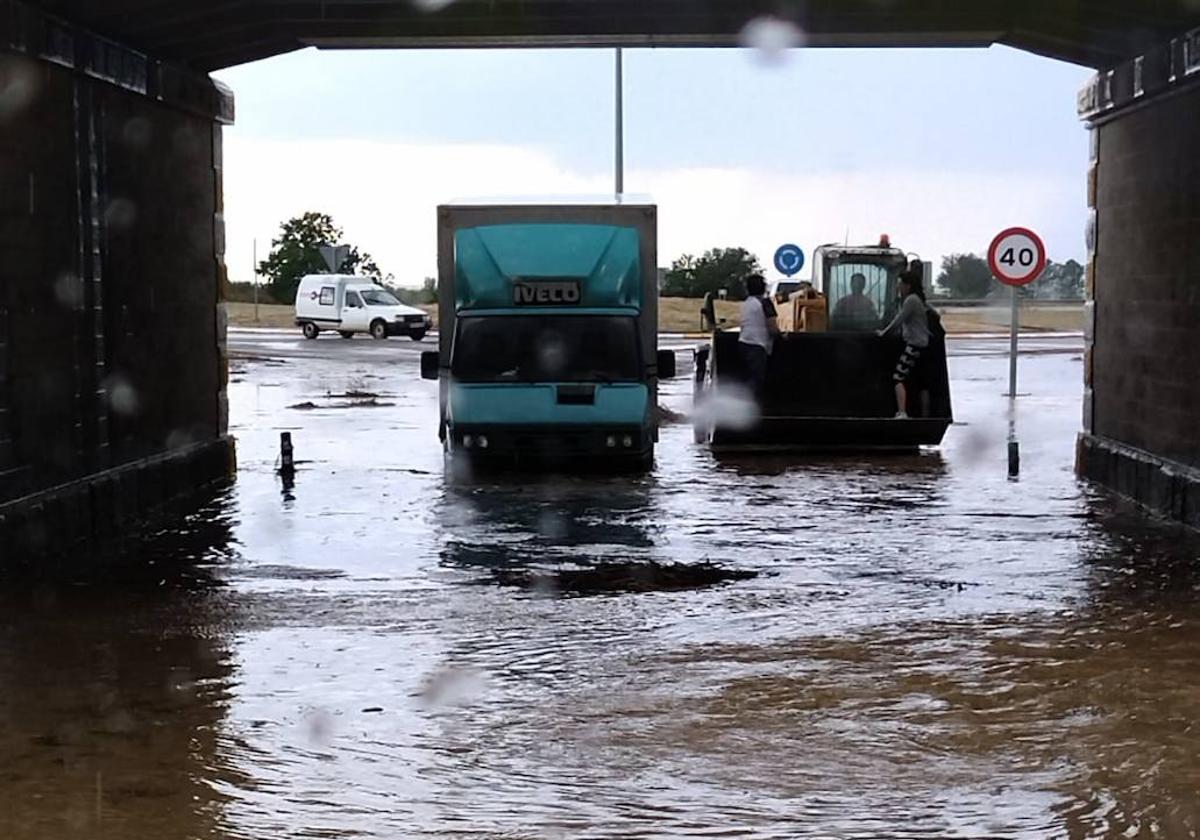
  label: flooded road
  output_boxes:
[4,330,1200,839]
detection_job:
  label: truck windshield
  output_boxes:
[360,288,401,306]
[452,315,640,383]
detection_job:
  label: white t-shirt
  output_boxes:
[739,295,777,352]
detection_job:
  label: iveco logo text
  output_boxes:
[512,280,581,305]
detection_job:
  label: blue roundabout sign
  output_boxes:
[773,243,805,277]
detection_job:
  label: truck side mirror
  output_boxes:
[420,351,440,381]
[657,349,676,380]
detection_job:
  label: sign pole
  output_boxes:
[987,226,1046,480]
[252,237,259,323]
[1007,284,1020,477]
[614,47,624,195]
[1008,284,1018,399]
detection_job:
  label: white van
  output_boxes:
[293,275,432,341]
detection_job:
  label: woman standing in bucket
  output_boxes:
[877,267,930,419]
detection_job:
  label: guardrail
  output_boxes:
[929,299,1084,308]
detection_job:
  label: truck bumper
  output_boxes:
[447,424,652,470]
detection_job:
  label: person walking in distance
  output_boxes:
[877,268,930,418]
[738,273,780,406]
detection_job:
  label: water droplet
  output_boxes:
[0,58,37,121]
[103,374,140,417]
[537,509,567,540]
[53,272,84,310]
[536,333,568,378]
[303,708,334,746]
[122,116,152,149]
[416,665,485,709]
[692,385,759,431]
[166,429,197,450]
[167,667,196,700]
[104,198,138,231]
[739,16,806,64]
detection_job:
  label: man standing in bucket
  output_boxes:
[738,273,780,406]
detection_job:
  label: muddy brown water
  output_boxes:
[3,334,1200,839]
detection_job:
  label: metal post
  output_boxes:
[279,431,294,477]
[252,238,260,322]
[614,47,624,195]
[1007,284,1019,477]
[1008,284,1018,399]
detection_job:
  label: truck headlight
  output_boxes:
[622,435,633,448]
[605,435,617,448]
[463,434,474,449]
[478,435,489,449]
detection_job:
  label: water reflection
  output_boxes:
[7,345,1200,838]
[437,471,661,571]
[0,491,240,840]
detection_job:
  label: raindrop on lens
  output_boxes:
[739,16,805,64]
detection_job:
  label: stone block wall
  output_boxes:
[0,6,235,560]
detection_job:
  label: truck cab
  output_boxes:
[421,200,674,469]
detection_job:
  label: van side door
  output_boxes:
[341,290,370,332]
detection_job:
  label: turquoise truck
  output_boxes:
[420,199,674,469]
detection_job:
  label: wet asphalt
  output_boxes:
[5,327,1200,839]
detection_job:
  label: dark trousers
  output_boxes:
[740,342,770,404]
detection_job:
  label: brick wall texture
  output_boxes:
[1093,83,1200,470]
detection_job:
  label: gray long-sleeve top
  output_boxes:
[880,293,931,348]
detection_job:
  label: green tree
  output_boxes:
[661,247,761,299]
[395,277,438,306]
[1028,259,1084,299]
[935,253,993,299]
[258,211,381,303]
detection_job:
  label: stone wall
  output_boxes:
[1078,42,1200,527]
[0,9,234,559]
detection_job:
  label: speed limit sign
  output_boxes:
[988,227,1046,287]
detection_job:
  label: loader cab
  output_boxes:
[813,245,908,332]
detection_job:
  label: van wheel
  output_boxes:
[339,331,354,339]
[370,320,388,340]
[302,322,319,340]
[409,330,426,342]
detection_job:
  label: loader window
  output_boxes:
[827,263,893,331]
[453,315,640,383]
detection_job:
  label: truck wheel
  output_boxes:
[302,322,319,340]
[339,331,355,339]
[370,320,388,340]
[409,330,426,342]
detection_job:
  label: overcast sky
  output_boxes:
[214,44,1094,287]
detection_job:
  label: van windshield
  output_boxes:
[452,315,640,383]
[360,288,401,306]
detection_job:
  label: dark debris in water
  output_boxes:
[491,560,756,594]
[657,403,687,424]
[289,397,395,410]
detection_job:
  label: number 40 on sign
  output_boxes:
[988,227,1046,287]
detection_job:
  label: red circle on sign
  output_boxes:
[988,227,1046,287]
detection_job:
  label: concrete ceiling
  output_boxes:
[23,1,1200,72]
